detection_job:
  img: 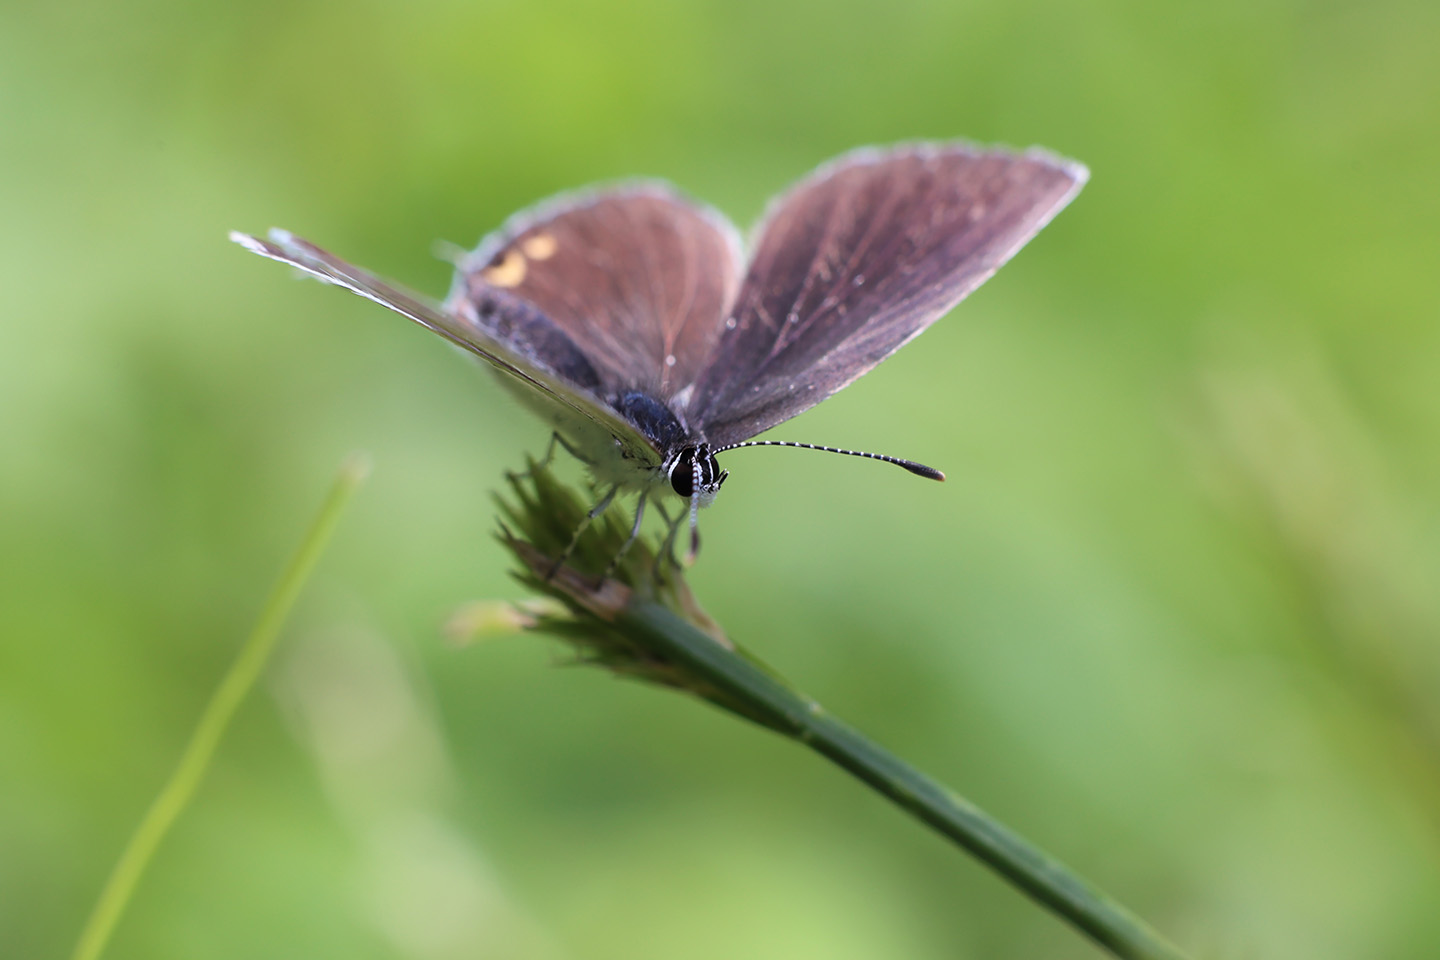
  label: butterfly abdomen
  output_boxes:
[464,289,604,393]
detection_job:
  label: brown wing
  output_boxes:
[685,144,1088,448]
[445,185,743,403]
[230,229,665,465]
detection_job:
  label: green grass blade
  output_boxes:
[71,454,370,960]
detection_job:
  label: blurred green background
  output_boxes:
[3,0,1439,957]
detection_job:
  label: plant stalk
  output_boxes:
[618,600,1189,960]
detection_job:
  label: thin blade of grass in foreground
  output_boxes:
[490,461,1190,960]
[71,454,370,960]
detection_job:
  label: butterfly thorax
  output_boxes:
[612,391,727,504]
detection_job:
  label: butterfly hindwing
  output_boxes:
[447,185,743,404]
[686,144,1088,448]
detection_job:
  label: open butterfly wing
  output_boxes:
[686,145,1088,448]
[230,229,664,465]
[448,185,743,404]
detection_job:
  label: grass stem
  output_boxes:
[70,455,369,960]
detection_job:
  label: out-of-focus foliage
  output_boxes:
[2,0,1438,957]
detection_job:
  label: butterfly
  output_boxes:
[233,142,1087,568]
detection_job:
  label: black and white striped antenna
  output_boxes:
[712,440,945,481]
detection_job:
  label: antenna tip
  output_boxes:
[900,459,946,481]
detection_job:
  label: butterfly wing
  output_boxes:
[230,229,664,466]
[685,144,1088,448]
[447,185,744,405]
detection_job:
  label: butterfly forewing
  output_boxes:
[230,229,664,466]
[686,145,1088,447]
[448,186,743,402]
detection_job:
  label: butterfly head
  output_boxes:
[667,443,727,506]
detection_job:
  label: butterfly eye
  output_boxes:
[669,446,724,497]
[669,448,697,498]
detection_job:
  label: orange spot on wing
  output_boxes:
[482,249,528,287]
[521,233,558,260]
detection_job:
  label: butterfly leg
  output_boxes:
[514,431,593,481]
[650,501,685,581]
[545,483,620,580]
[601,491,648,580]
[551,431,594,466]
